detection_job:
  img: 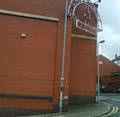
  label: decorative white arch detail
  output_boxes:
[68,0,103,35]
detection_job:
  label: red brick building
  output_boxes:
[0,0,100,115]
[99,55,120,93]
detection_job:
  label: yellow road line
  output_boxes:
[114,106,119,113]
[101,106,115,117]
[99,106,119,117]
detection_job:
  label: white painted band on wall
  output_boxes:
[0,9,59,22]
[71,33,96,40]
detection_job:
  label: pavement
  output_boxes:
[21,101,111,117]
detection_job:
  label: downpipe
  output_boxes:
[59,0,69,113]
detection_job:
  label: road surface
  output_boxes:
[100,93,120,117]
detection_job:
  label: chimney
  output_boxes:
[115,54,118,60]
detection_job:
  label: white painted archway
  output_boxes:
[68,0,102,35]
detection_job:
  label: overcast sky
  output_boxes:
[97,0,120,60]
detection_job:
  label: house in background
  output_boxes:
[112,54,120,66]
[99,55,120,93]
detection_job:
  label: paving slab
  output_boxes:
[20,102,111,117]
